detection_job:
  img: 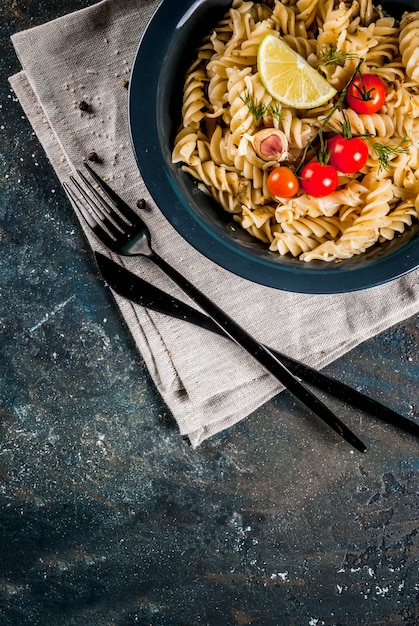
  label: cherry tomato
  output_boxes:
[328,135,369,174]
[345,74,386,114]
[300,161,338,197]
[267,166,300,198]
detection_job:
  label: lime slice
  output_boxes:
[257,34,337,109]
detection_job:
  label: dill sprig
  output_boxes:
[269,102,283,121]
[240,90,270,125]
[371,137,409,171]
[240,91,284,124]
[320,45,356,67]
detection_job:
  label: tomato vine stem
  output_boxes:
[296,59,364,171]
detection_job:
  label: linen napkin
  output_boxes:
[10,0,418,447]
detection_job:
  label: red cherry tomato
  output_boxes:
[328,135,369,174]
[300,161,338,197]
[346,74,386,114]
[267,166,300,198]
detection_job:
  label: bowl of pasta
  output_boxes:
[129,0,419,293]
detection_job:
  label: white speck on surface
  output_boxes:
[29,296,76,333]
[376,585,389,596]
[84,555,95,565]
[96,433,106,448]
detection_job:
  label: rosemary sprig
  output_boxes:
[371,137,409,171]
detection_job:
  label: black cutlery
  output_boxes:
[94,251,419,441]
[63,164,367,452]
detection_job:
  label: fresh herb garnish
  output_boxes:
[240,91,270,125]
[320,46,356,67]
[371,137,409,171]
[269,102,283,121]
[240,91,284,124]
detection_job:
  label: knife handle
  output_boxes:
[154,298,419,437]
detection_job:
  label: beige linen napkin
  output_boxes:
[10,0,418,446]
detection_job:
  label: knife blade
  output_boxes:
[94,251,419,439]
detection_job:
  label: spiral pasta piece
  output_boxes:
[379,202,417,240]
[399,11,419,83]
[181,68,209,128]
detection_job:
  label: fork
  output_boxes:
[63,163,367,453]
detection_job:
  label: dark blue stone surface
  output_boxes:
[1,2,418,625]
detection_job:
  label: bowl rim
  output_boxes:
[128,0,419,293]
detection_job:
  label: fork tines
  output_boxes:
[83,162,138,225]
[62,164,143,247]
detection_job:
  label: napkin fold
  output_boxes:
[10,0,418,446]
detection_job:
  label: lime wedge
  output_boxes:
[257,34,337,109]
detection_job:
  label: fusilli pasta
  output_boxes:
[172,0,419,262]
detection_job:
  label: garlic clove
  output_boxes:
[251,128,289,161]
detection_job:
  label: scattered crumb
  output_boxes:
[136,198,150,211]
[87,151,102,163]
[78,100,90,112]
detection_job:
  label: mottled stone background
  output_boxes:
[1,1,418,625]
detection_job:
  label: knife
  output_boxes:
[94,251,419,439]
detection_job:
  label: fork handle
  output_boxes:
[149,252,367,453]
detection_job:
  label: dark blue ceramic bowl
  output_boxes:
[128,0,419,293]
